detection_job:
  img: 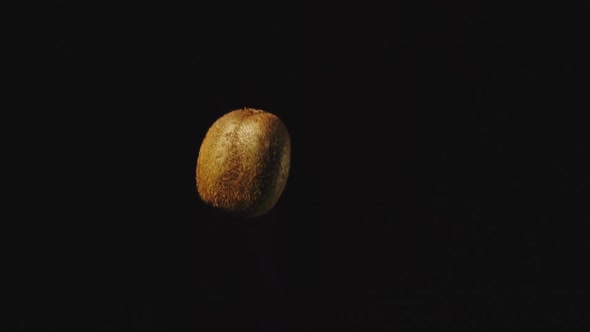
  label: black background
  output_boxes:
[2,1,589,331]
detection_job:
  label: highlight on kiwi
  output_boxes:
[196,108,291,217]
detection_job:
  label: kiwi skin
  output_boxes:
[196,108,291,217]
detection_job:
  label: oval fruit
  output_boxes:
[196,108,291,217]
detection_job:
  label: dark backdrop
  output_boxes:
[2,1,589,331]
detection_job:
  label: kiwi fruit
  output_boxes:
[196,108,291,217]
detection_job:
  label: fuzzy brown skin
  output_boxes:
[196,108,291,217]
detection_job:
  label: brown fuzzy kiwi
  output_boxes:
[196,108,291,217]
